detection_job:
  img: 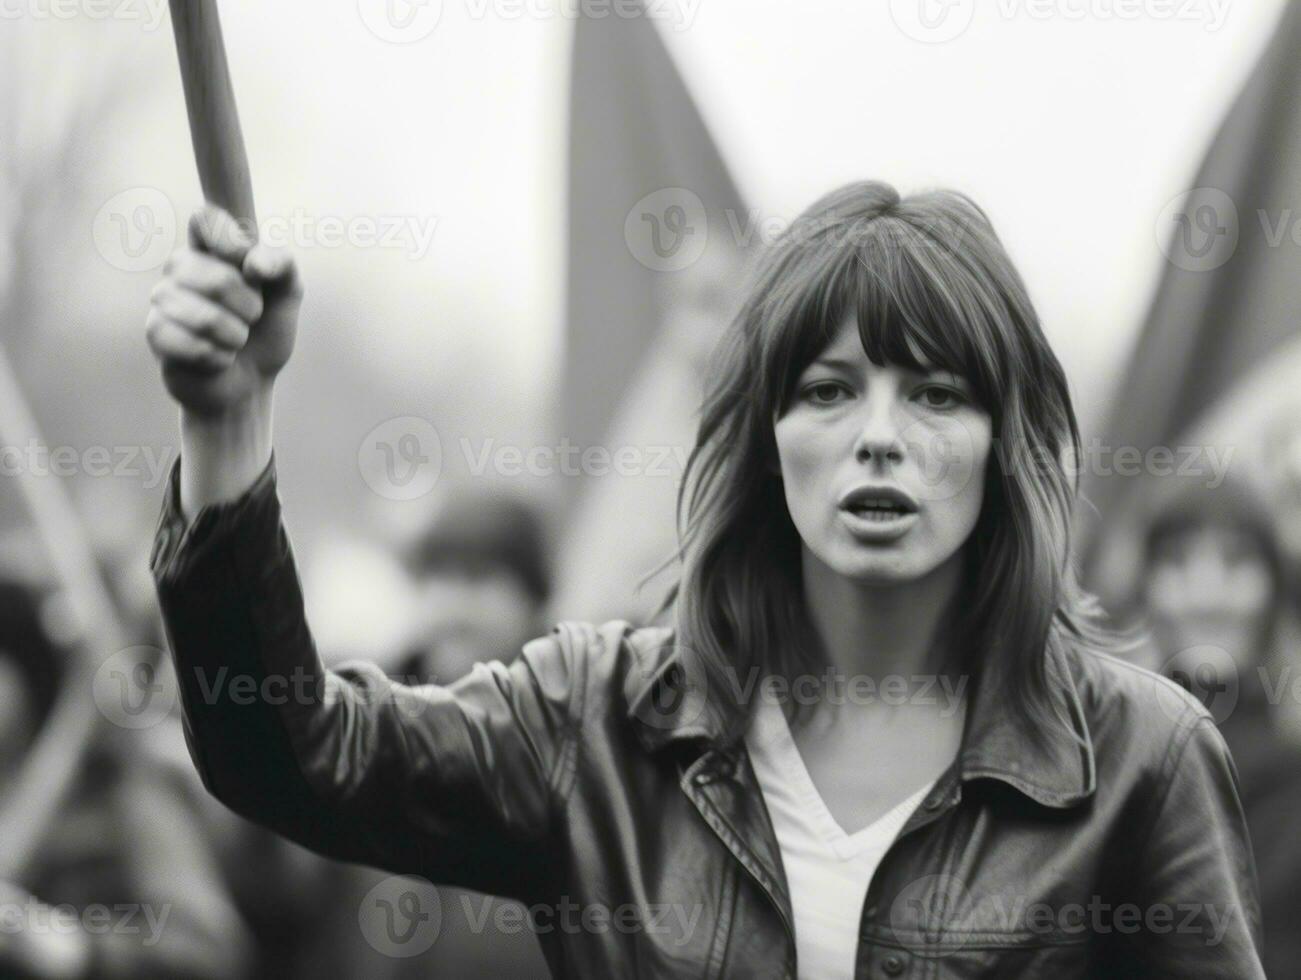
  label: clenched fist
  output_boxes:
[146,205,302,418]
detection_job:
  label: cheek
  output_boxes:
[773,416,827,503]
[916,414,992,531]
[1229,565,1272,617]
[485,591,537,632]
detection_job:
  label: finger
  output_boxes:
[163,248,264,323]
[145,313,236,374]
[187,204,256,268]
[243,242,302,299]
[168,249,264,323]
[146,311,237,373]
[149,283,249,351]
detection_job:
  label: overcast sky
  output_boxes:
[25,0,1283,437]
[3,0,1290,650]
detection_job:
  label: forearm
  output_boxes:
[154,453,361,852]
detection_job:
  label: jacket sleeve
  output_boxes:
[149,455,584,902]
[1125,706,1265,978]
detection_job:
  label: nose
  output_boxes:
[853,398,906,465]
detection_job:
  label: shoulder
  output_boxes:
[517,618,677,712]
[1061,642,1232,794]
[1065,642,1212,732]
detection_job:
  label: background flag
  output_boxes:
[1080,2,1301,608]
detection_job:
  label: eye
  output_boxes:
[916,385,966,410]
[801,381,850,406]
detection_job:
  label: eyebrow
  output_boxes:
[810,356,859,372]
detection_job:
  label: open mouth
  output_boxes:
[837,486,920,538]
[844,501,913,522]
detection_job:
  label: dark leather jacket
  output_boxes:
[150,457,1265,978]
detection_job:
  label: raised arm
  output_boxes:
[145,208,581,901]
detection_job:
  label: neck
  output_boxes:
[800,547,965,682]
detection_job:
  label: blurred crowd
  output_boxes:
[0,483,556,978]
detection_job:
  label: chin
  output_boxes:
[830,549,927,586]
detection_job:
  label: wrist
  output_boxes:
[181,386,273,449]
[179,387,275,522]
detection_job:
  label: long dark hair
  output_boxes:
[652,180,1128,746]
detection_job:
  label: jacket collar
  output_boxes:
[623,629,1096,809]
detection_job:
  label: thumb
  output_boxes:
[188,204,256,267]
[243,242,301,296]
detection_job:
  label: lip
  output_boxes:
[839,507,919,543]
[837,484,919,513]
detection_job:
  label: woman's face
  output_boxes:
[773,316,994,585]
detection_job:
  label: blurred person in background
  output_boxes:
[1137,477,1301,978]
[70,491,340,980]
[310,488,552,978]
[0,578,251,979]
[394,487,553,685]
[1263,412,1301,601]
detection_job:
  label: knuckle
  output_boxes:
[213,265,243,295]
[193,307,225,339]
[172,251,207,287]
[189,207,215,242]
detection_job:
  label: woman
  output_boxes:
[145,181,1263,977]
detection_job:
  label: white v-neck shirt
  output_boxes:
[745,698,936,980]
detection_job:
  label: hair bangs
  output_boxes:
[770,215,1005,418]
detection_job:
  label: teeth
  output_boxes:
[855,509,903,522]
